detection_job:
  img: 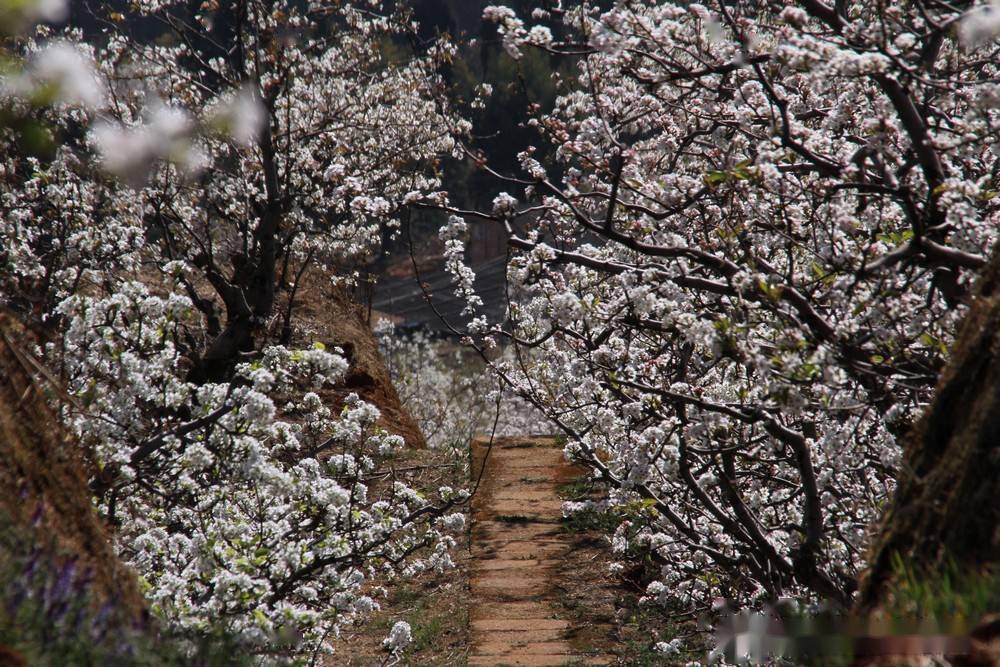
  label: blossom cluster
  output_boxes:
[376,321,546,455]
[51,284,465,651]
[0,0,466,658]
[447,0,1000,617]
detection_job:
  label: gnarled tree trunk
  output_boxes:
[858,246,1000,607]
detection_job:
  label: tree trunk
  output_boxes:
[857,247,1000,609]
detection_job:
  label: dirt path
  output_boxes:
[468,436,609,666]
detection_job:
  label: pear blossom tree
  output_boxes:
[82,0,464,380]
[376,320,547,454]
[53,281,467,651]
[428,0,1000,612]
[1,0,468,656]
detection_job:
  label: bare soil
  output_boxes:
[293,277,426,449]
[325,434,683,665]
[468,436,612,666]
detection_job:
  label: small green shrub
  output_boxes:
[556,478,598,502]
[562,507,620,534]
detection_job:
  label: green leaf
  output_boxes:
[703,170,729,186]
[757,279,783,301]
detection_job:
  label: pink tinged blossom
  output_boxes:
[29,0,68,22]
[491,192,518,216]
[27,42,104,108]
[959,1,1000,48]
[528,25,553,45]
[210,87,267,147]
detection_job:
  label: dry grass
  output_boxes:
[290,272,426,450]
[0,312,144,618]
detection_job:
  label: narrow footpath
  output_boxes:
[468,436,608,666]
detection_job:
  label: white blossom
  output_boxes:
[382,620,412,654]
